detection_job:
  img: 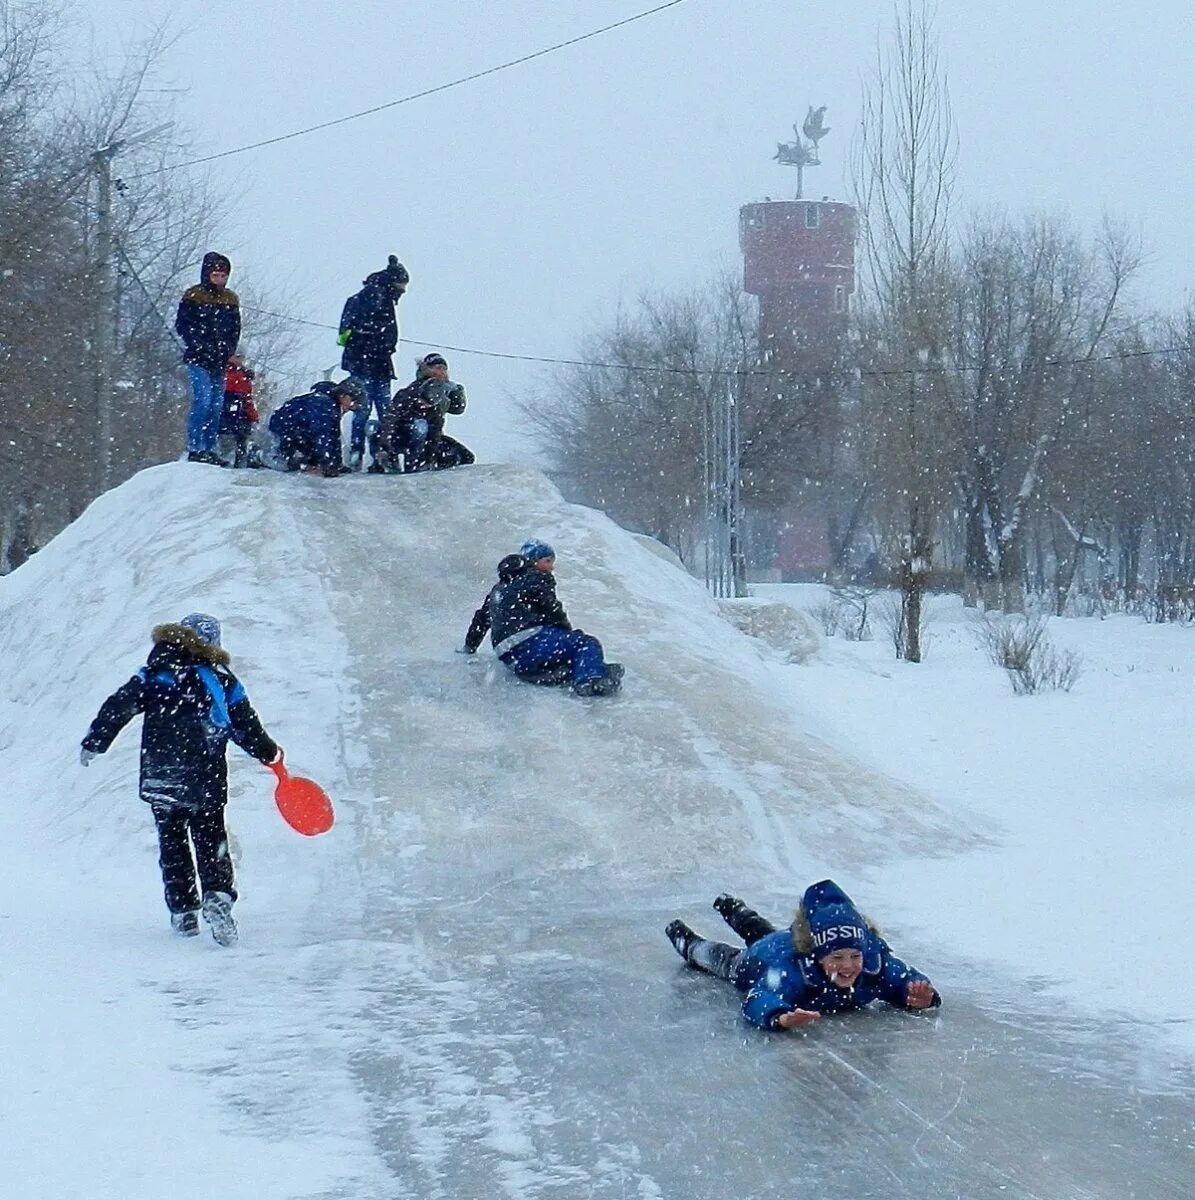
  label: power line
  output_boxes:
[242,303,1193,382]
[128,0,694,178]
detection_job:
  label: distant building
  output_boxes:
[739,198,856,367]
[738,197,858,581]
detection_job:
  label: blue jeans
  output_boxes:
[349,377,392,457]
[501,626,608,686]
[186,365,225,453]
[399,417,430,471]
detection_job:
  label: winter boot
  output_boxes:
[665,919,699,964]
[201,891,239,947]
[171,910,200,937]
[713,894,777,945]
[574,667,621,698]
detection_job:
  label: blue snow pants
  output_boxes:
[349,377,392,458]
[186,365,225,454]
[500,626,608,687]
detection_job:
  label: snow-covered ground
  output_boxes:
[2,463,1192,1198]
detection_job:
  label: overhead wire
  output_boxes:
[127,0,694,178]
[242,303,1193,381]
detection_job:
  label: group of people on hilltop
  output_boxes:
[174,251,472,476]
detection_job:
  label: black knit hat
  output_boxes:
[201,252,231,284]
[383,254,409,289]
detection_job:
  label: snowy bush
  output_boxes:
[977,615,1082,695]
[834,587,876,641]
[808,596,844,637]
[807,588,874,641]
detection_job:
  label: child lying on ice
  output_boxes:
[665,879,939,1029]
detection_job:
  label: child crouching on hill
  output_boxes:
[666,879,939,1030]
[80,614,281,947]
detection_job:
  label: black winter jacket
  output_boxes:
[377,376,467,455]
[339,270,405,381]
[82,624,278,810]
[465,556,571,654]
[175,257,241,373]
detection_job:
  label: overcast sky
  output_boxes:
[75,0,1195,461]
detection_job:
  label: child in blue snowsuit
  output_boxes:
[666,880,939,1030]
[267,379,362,476]
[461,541,623,697]
[80,614,281,946]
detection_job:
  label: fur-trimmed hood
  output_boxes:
[790,879,884,974]
[789,905,881,953]
[151,622,231,667]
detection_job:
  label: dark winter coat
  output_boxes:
[82,624,277,811]
[175,254,241,373]
[338,262,408,381]
[267,383,345,469]
[377,376,467,457]
[464,557,571,654]
[733,883,939,1028]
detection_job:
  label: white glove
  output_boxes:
[80,747,98,767]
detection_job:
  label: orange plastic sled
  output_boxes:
[268,756,334,837]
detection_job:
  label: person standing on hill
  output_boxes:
[80,614,281,947]
[461,542,623,697]
[337,254,409,470]
[175,252,241,466]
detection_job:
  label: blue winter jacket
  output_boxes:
[268,385,344,469]
[732,930,938,1029]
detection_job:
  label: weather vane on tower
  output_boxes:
[774,106,830,199]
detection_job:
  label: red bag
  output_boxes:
[268,756,334,837]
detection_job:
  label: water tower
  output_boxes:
[739,107,856,365]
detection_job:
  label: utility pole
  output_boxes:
[726,377,746,597]
[92,144,117,493]
[701,377,746,598]
[89,123,170,495]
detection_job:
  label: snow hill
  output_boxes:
[3,463,1191,1200]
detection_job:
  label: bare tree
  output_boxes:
[852,0,956,660]
[0,8,237,569]
[942,215,1140,612]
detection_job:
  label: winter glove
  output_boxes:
[80,747,98,767]
[265,747,284,766]
[455,645,476,655]
[337,329,352,347]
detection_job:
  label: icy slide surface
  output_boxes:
[1,463,1191,1198]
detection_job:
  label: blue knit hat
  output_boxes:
[519,540,555,563]
[180,612,222,647]
[802,880,879,971]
